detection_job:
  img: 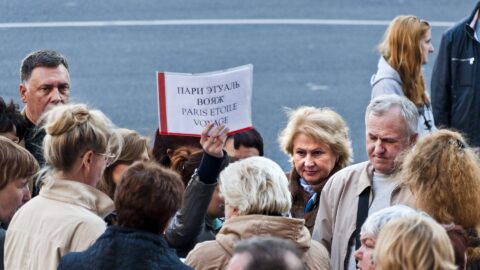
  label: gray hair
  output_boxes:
[360,205,419,239]
[20,50,69,83]
[365,95,419,137]
[219,156,292,216]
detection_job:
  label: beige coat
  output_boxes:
[185,214,330,270]
[5,178,114,270]
[312,161,415,270]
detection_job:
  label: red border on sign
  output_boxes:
[157,72,168,133]
[157,126,253,137]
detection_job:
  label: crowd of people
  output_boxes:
[1,3,480,270]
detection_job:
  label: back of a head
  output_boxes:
[170,147,204,186]
[219,156,291,216]
[151,129,201,167]
[40,103,118,173]
[0,98,25,139]
[98,128,147,197]
[115,161,184,233]
[402,129,480,228]
[0,136,39,190]
[375,215,456,270]
[20,50,69,83]
[233,236,305,270]
[232,128,264,156]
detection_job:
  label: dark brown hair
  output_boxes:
[151,129,201,167]
[115,161,184,233]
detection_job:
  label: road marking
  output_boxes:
[0,19,455,29]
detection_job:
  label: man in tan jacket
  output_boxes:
[312,95,418,270]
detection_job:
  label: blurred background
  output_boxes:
[0,0,477,169]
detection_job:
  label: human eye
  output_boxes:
[312,150,324,156]
[295,149,306,156]
[59,84,70,93]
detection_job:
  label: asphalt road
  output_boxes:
[1,0,477,170]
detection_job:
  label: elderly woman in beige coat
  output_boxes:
[185,156,330,270]
[5,104,121,270]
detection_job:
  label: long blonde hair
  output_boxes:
[379,15,431,107]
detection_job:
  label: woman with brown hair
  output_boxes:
[371,15,435,135]
[97,128,149,199]
[402,129,480,268]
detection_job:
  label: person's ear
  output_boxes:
[19,83,28,104]
[166,148,173,158]
[81,150,95,170]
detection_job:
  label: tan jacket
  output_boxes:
[185,215,330,270]
[312,161,414,270]
[5,178,114,270]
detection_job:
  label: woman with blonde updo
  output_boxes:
[97,128,149,199]
[374,215,456,270]
[5,104,121,270]
[402,129,480,268]
[371,15,436,135]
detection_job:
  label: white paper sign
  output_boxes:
[157,64,253,136]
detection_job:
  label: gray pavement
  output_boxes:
[0,0,477,170]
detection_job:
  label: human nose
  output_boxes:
[304,154,315,167]
[49,87,64,104]
[429,43,434,53]
[354,247,362,261]
[374,140,385,154]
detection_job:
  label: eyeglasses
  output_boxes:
[95,151,116,167]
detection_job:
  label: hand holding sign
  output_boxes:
[157,64,253,136]
[200,123,229,158]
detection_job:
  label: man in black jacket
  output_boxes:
[431,1,480,149]
[17,50,71,166]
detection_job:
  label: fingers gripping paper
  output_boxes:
[157,64,253,136]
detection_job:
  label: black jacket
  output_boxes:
[165,152,226,257]
[57,226,192,270]
[431,1,480,147]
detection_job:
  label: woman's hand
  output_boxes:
[200,123,229,158]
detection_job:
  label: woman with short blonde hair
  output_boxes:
[278,106,352,232]
[186,156,330,270]
[5,104,121,270]
[375,215,456,270]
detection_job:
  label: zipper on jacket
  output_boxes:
[452,57,475,65]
